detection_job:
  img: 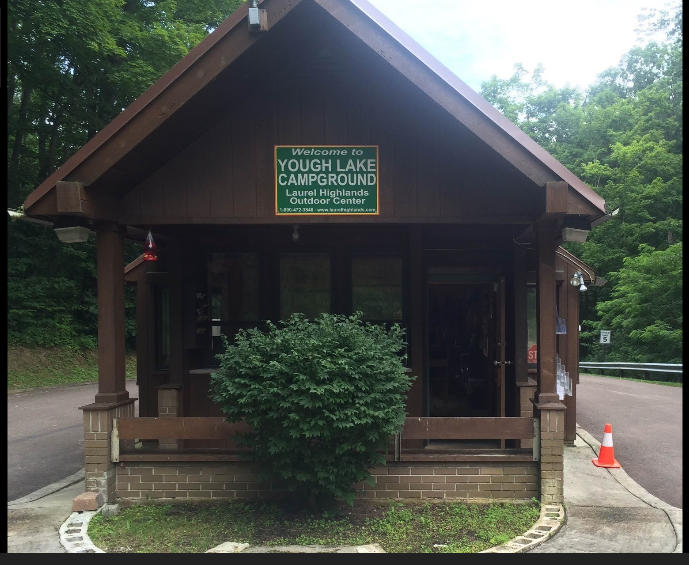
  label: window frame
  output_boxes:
[153,285,171,371]
[204,250,264,366]
[277,249,335,321]
[347,248,409,362]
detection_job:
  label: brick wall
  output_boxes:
[358,462,538,501]
[156,384,182,449]
[116,461,538,502]
[538,408,565,504]
[83,399,136,502]
[117,462,289,500]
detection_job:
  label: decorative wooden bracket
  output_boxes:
[56,181,119,221]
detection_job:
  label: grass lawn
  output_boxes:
[7,346,137,391]
[88,497,542,553]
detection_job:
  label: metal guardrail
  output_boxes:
[579,362,682,373]
[580,362,682,383]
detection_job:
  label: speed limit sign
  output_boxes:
[600,330,611,344]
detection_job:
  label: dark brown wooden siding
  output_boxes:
[121,60,540,224]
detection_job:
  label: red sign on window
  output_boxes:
[528,344,538,363]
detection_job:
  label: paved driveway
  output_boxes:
[8,380,138,502]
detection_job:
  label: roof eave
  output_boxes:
[23,0,606,218]
[345,0,606,214]
[23,0,262,213]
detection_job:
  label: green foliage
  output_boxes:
[7,0,243,350]
[88,498,542,553]
[480,1,682,364]
[7,0,243,207]
[209,312,415,507]
[596,243,682,363]
[7,346,138,391]
[7,217,139,350]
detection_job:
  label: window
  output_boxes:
[351,255,403,321]
[208,253,260,322]
[207,253,260,359]
[279,253,331,319]
[154,286,170,370]
[351,253,407,361]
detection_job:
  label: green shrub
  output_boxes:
[208,312,415,509]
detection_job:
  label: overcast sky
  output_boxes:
[365,0,673,93]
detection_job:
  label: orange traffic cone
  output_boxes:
[592,423,621,468]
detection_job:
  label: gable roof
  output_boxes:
[24,0,606,220]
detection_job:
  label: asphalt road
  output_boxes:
[7,376,682,509]
[576,374,682,509]
[7,380,139,502]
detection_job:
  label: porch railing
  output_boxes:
[396,417,539,462]
[112,416,539,464]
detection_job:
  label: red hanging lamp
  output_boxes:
[143,229,158,261]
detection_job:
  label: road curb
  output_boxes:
[481,503,565,553]
[60,509,105,553]
[7,468,85,506]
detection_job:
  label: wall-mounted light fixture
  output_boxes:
[248,0,268,31]
[569,271,587,292]
[54,225,91,243]
[292,224,299,242]
[562,227,590,243]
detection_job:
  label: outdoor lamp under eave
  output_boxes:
[54,225,91,243]
[248,0,267,32]
[570,271,587,292]
[562,227,590,243]
[143,230,158,261]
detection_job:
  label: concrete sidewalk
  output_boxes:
[6,426,683,553]
[528,425,682,553]
[7,470,88,553]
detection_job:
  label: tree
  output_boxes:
[479,1,682,364]
[7,0,243,351]
[208,313,415,510]
[7,0,244,208]
[7,217,141,349]
[596,243,682,363]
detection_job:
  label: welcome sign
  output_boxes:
[275,146,379,215]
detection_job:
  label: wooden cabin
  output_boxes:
[23,0,609,505]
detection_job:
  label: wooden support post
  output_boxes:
[564,263,580,443]
[136,265,151,415]
[535,219,560,406]
[513,241,528,385]
[168,245,189,388]
[408,225,424,418]
[95,222,129,404]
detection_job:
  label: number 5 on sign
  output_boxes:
[600,330,611,344]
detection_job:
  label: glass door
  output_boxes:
[426,273,504,419]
